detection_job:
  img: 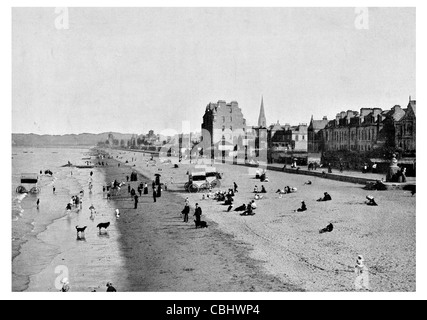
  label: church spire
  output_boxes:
[258,96,267,127]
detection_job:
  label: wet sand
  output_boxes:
[110,150,416,292]
[23,164,129,292]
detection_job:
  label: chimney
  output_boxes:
[372,108,382,118]
[323,116,328,121]
[336,113,340,124]
[346,110,354,124]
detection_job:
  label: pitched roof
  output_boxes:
[409,100,416,116]
[310,119,329,130]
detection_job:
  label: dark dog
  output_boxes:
[96,222,110,232]
[319,223,333,234]
[403,184,416,196]
[75,226,87,234]
[194,220,208,228]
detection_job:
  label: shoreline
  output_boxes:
[19,153,128,292]
[12,146,415,292]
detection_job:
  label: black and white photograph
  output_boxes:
[4,2,424,301]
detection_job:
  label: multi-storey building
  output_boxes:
[308,116,328,153]
[321,104,411,154]
[395,99,416,155]
[267,122,308,163]
[323,109,384,152]
[201,100,247,159]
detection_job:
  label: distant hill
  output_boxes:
[11,132,134,147]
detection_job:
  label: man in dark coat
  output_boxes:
[153,189,157,203]
[134,195,139,209]
[182,203,190,222]
[194,203,202,223]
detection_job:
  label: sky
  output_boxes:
[12,7,415,135]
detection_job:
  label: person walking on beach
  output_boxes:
[194,203,202,224]
[144,183,148,194]
[182,202,190,222]
[134,194,139,209]
[36,198,40,210]
[153,189,157,203]
[53,186,56,194]
[233,182,238,193]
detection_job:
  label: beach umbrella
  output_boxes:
[89,204,95,210]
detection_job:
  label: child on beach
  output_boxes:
[354,255,370,290]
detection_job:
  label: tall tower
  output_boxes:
[258,96,267,128]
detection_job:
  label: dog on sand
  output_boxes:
[194,220,208,228]
[96,222,110,232]
[75,226,87,234]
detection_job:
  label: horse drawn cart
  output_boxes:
[184,167,222,193]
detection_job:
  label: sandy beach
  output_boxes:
[15,148,415,292]
[108,150,415,292]
[96,157,301,292]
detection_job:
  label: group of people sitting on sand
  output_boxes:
[253,185,267,194]
[202,189,235,202]
[231,199,257,216]
[276,186,298,197]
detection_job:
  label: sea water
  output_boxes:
[12,146,94,291]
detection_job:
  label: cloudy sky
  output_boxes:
[12,7,415,136]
